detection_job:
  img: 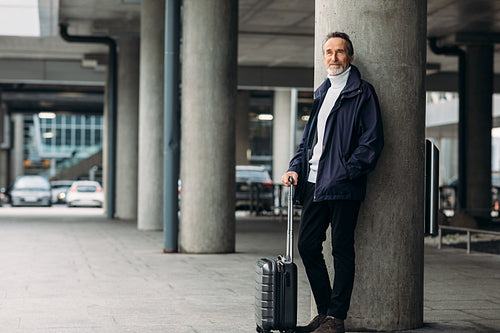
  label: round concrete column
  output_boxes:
[315,1,426,330]
[464,45,493,220]
[272,89,292,183]
[180,0,237,253]
[116,36,140,220]
[137,0,165,230]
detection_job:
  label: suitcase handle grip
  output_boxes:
[285,178,294,263]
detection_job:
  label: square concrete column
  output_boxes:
[236,90,250,166]
[315,0,427,330]
[0,149,7,188]
[11,113,24,181]
[464,44,493,220]
[180,0,238,253]
[116,36,140,220]
[137,0,165,230]
[272,89,292,183]
[0,103,8,187]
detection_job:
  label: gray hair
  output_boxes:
[322,32,354,56]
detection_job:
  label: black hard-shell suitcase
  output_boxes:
[255,179,297,333]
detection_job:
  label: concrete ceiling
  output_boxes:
[53,0,500,70]
[1,0,496,69]
[0,0,499,113]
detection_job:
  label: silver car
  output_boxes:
[10,175,52,207]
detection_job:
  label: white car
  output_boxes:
[66,181,104,207]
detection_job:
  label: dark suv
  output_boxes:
[235,165,274,212]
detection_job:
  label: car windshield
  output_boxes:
[52,185,71,189]
[14,177,50,190]
[51,182,73,189]
[236,170,271,183]
[76,185,97,192]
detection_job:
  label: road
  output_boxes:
[0,204,105,218]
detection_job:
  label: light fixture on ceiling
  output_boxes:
[257,114,273,121]
[38,112,56,119]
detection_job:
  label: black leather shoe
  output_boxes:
[295,314,327,333]
[312,316,344,333]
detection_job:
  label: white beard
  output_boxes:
[327,65,346,76]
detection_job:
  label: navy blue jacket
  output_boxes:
[288,65,384,202]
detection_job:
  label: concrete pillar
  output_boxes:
[235,90,250,165]
[440,137,458,184]
[116,36,140,220]
[102,81,110,213]
[0,149,7,187]
[315,1,426,331]
[180,0,238,253]
[0,103,8,187]
[137,0,165,230]
[11,113,24,180]
[272,89,292,183]
[464,45,493,219]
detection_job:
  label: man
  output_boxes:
[281,32,384,333]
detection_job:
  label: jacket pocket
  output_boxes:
[333,151,349,182]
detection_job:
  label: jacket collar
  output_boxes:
[314,64,362,100]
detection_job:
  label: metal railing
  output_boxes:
[437,225,500,254]
[244,183,301,217]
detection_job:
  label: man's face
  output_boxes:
[323,37,353,76]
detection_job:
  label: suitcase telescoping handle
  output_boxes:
[285,176,294,263]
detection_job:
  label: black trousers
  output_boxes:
[297,182,360,320]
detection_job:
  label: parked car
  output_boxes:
[439,182,500,217]
[50,180,74,204]
[10,175,52,207]
[235,165,274,212]
[66,180,104,207]
[0,187,5,206]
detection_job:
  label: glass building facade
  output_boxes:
[37,114,103,155]
[24,113,104,177]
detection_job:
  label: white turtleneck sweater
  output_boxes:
[308,66,351,183]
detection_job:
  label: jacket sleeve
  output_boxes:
[287,121,309,174]
[345,84,384,180]
[287,97,319,175]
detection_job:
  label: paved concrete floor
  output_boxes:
[0,207,499,332]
